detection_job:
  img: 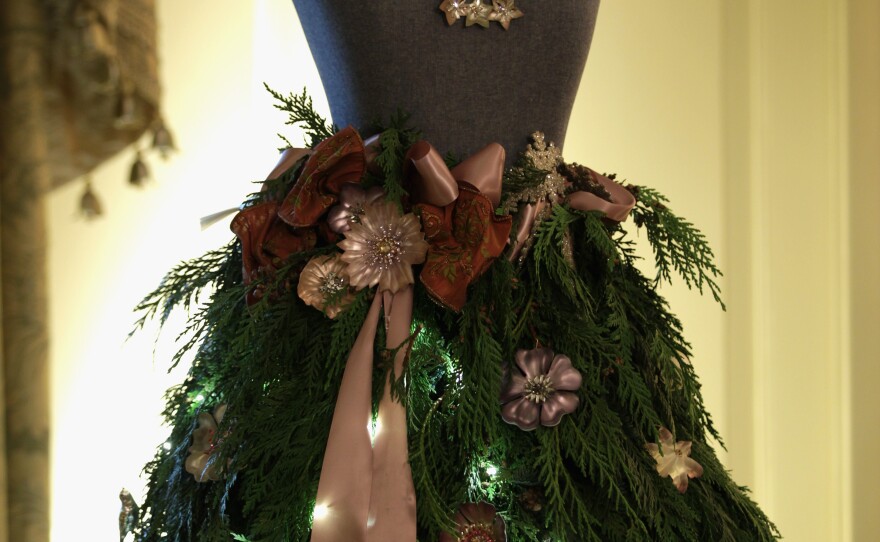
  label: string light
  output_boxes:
[162,441,172,451]
[195,394,205,402]
[313,503,330,521]
[369,418,382,445]
[485,464,499,477]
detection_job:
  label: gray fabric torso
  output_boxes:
[291,0,600,163]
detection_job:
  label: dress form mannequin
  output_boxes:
[291,0,600,163]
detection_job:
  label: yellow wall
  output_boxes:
[848,1,880,539]
[45,1,878,540]
[47,2,323,540]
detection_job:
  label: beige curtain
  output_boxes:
[0,1,160,540]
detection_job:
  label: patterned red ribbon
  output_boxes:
[406,141,512,311]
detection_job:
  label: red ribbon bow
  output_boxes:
[231,128,367,304]
[406,141,513,311]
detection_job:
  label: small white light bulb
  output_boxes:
[313,503,330,521]
[195,394,205,402]
[486,465,498,477]
[163,441,172,451]
[369,419,382,444]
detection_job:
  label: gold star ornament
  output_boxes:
[490,0,524,30]
[439,0,468,25]
[439,0,523,30]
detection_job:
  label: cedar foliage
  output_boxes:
[130,91,779,541]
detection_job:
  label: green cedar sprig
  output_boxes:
[264,85,336,148]
[630,185,725,310]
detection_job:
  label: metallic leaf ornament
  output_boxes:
[500,347,582,431]
[185,404,228,482]
[646,427,704,493]
[338,199,429,293]
[439,0,523,30]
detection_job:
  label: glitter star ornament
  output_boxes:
[646,427,704,493]
[440,0,522,29]
[338,199,429,293]
[465,0,492,27]
[297,254,356,318]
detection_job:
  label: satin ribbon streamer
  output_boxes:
[310,286,416,542]
[311,138,511,541]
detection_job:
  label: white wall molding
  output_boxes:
[723,1,854,539]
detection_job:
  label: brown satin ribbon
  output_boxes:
[310,286,417,542]
[566,168,636,222]
[508,168,636,261]
[279,126,367,228]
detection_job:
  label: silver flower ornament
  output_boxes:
[646,427,704,493]
[500,347,582,431]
